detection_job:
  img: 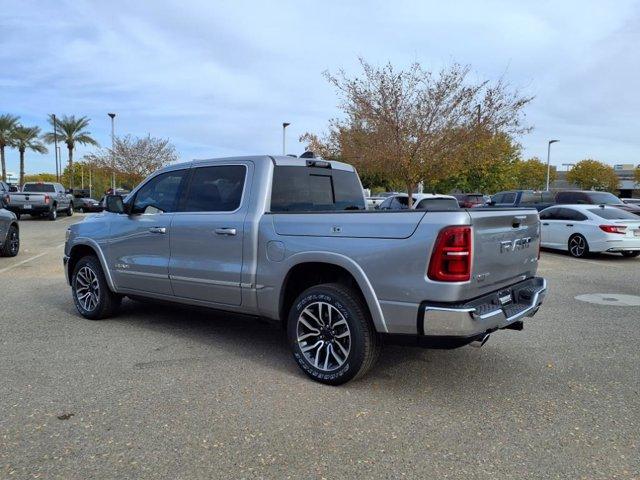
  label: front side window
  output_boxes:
[182,165,246,212]
[132,170,187,214]
[540,208,559,220]
[502,193,517,204]
[390,196,410,209]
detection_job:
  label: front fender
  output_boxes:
[67,237,117,291]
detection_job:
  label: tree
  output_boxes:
[0,114,20,182]
[635,166,640,184]
[23,172,57,183]
[84,134,178,190]
[566,159,619,192]
[43,115,98,189]
[12,126,48,187]
[302,59,533,206]
[514,157,556,190]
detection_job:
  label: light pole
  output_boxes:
[546,139,559,191]
[282,122,290,155]
[108,113,116,192]
[51,114,59,182]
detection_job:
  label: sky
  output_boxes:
[1,0,639,175]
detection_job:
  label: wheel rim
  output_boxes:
[570,236,585,256]
[75,266,100,311]
[52,209,57,219]
[9,230,19,254]
[296,301,351,372]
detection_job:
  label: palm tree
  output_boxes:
[0,114,20,182]
[44,115,98,188]
[13,126,48,187]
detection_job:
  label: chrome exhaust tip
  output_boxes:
[470,333,490,348]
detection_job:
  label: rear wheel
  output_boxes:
[0,225,19,257]
[287,283,380,385]
[71,255,121,320]
[66,203,74,216]
[621,251,640,258]
[568,234,589,258]
[48,205,58,221]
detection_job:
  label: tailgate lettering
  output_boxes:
[500,237,532,253]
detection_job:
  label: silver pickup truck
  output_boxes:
[5,182,74,220]
[63,155,546,384]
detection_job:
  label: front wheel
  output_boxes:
[621,251,640,258]
[568,234,589,258]
[71,255,121,320]
[287,283,380,385]
[0,225,19,257]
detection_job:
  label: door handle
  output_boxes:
[566,224,574,227]
[214,227,237,236]
[542,223,549,226]
[148,227,167,234]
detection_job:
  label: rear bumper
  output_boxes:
[381,277,546,348]
[5,205,51,215]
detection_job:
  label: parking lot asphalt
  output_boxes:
[1,215,639,479]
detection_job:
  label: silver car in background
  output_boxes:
[0,202,19,257]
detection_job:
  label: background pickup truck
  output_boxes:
[489,190,555,211]
[64,155,547,385]
[5,182,74,220]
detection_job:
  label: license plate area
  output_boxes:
[24,204,31,209]
[634,229,640,237]
[498,289,513,306]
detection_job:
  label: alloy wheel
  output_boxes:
[296,301,351,372]
[569,236,586,257]
[75,266,101,312]
[9,230,19,255]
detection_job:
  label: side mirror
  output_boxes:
[487,200,495,206]
[105,194,125,214]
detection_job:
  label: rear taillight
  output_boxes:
[44,195,50,204]
[428,226,472,282]
[599,225,626,234]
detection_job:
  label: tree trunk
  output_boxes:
[19,149,25,188]
[68,145,74,189]
[406,182,415,208]
[1,146,6,182]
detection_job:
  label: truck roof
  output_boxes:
[164,155,356,173]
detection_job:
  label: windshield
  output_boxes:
[587,208,639,220]
[23,184,55,193]
[585,192,623,205]
[416,198,460,210]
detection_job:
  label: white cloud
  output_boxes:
[0,0,638,175]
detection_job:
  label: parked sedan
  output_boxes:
[555,190,640,216]
[73,197,103,213]
[0,204,19,257]
[539,204,640,258]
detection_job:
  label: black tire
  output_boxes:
[48,205,58,221]
[15,213,21,220]
[287,283,380,385]
[621,251,640,258]
[71,255,122,320]
[568,234,589,258]
[66,203,74,216]
[79,207,85,213]
[0,224,19,257]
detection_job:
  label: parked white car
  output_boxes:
[539,204,640,258]
[365,196,386,210]
[376,193,460,210]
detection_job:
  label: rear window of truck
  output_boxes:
[271,166,365,212]
[23,184,55,192]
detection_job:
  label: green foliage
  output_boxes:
[12,126,48,186]
[23,173,57,183]
[566,159,619,192]
[514,157,556,190]
[0,114,21,182]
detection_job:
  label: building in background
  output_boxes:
[551,163,638,198]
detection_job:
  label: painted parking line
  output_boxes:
[0,242,66,274]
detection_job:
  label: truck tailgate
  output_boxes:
[8,193,47,205]
[469,208,539,293]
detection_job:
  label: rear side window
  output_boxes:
[520,192,541,205]
[183,165,246,212]
[560,208,587,221]
[587,208,639,220]
[23,184,55,193]
[271,166,365,212]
